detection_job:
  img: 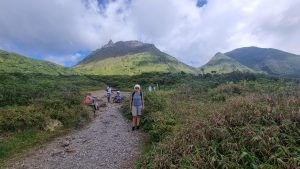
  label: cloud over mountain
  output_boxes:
[0,0,299,66]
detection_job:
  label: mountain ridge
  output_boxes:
[0,49,76,75]
[2,43,300,77]
[225,46,300,76]
[77,40,160,65]
[74,40,198,75]
[200,52,254,74]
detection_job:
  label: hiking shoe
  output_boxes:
[132,127,135,131]
[136,126,140,130]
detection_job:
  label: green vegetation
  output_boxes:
[75,52,196,75]
[83,72,197,91]
[199,47,300,77]
[2,63,299,169]
[74,40,197,75]
[226,47,300,77]
[1,44,300,168]
[0,50,77,75]
[0,73,103,162]
[121,74,300,168]
[200,52,254,74]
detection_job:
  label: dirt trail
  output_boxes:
[7,90,143,169]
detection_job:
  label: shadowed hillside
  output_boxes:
[226,47,300,76]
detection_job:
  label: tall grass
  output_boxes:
[131,79,300,168]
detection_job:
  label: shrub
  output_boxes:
[121,92,174,142]
[137,79,300,169]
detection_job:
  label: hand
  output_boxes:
[142,106,144,110]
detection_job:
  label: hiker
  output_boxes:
[106,86,112,103]
[113,91,121,103]
[130,84,144,131]
[84,93,99,113]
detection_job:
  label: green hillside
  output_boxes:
[0,50,76,75]
[226,47,300,76]
[74,40,197,75]
[200,52,254,74]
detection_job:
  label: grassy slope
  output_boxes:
[122,75,300,168]
[75,52,197,75]
[0,73,104,164]
[0,50,77,75]
[200,53,254,74]
[226,47,300,76]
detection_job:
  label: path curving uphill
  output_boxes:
[7,90,143,169]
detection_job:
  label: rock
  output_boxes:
[51,149,64,157]
[99,103,107,107]
[44,119,63,131]
[82,139,88,144]
[61,140,70,147]
[75,118,86,130]
[65,148,76,153]
[103,40,114,48]
[65,136,71,141]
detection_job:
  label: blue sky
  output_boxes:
[0,0,299,67]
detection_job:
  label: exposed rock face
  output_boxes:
[103,40,114,48]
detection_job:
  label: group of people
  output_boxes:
[84,84,144,131]
[105,86,121,103]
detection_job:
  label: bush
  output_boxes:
[137,78,300,169]
[0,73,100,161]
[0,73,102,163]
[121,92,174,142]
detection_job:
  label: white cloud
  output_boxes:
[44,53,83,66]
[0,0,300,67]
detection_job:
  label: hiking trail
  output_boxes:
[7,90,144,169]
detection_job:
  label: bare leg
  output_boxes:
[132,116,137,131]
[132,116,137,126]
[95,101,99,110]
[137,116,141,126]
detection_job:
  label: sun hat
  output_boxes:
[134,84,141,90]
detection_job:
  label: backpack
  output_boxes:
[84,96,91,105]
[131,91,143,102]
[88,98,95,105]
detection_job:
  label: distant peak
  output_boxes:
[114,40,147,47]
[101,40,155,50]
[108,39,113,44]
[215,52,224,55]
[103,40,114,48]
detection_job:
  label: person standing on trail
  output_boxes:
[106,86,112,103]
[130,84,144,131]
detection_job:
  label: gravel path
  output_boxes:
[7,91,143,169]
